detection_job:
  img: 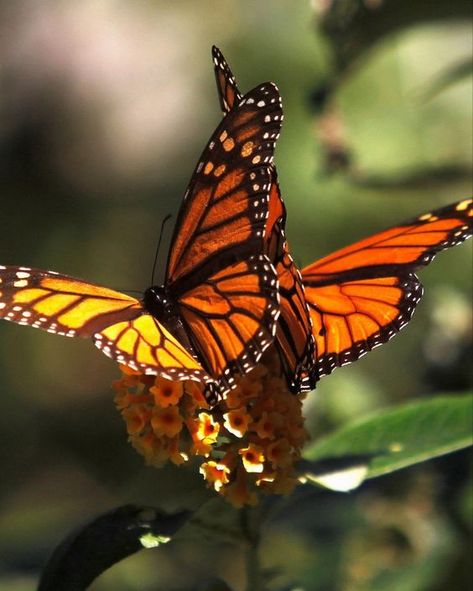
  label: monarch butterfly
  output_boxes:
[212,46,317,394]
[302,198,473,379]
[0,51,285,399]
[212,46,473,388]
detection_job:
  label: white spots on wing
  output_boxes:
[13,279,28,288]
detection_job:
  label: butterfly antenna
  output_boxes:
[151,214,172,285]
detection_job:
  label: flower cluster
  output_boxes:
[113,351,309,507]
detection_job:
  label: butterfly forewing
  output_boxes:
[213,46,317,393]
[166,80,283,287]
[212,45,243,113]
[0,265,213,384]
[303,199,473,379]
[0,266,142,336]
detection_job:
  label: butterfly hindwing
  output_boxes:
[178,254,279,393]
[267,215,317,392]
[303,199,473,378]
[94,314,211,382]
[213,46,317,393]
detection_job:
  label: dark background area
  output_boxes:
[0,1,471,589]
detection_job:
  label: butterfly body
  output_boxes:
[143,285,178,325]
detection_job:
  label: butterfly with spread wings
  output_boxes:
[0,52,285,399]
[302,198,473,378]
[212,46,317,394]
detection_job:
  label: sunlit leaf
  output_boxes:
[37,504,191,591]
[302,394,473,490]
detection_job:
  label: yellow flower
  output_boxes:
[151,406,183,438]
[195,412,220,444]
[224,408,252,438]
[131,433,169,467]
[266,438,293,469]
[200,461,231,492]
[239,443,265,474]
[112,347,310,507]
[121,405,150,435]
[252,411,280,440]
[167,436,188,466]
[150,377,184,407]
[223,468,258,508]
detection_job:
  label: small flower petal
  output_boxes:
[151,406,183,438]
[224,408,252,438]
[200,461,231,492]
[150,377,184,407]
[239,443,265,474]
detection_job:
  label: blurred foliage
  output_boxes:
[0,1,471,590]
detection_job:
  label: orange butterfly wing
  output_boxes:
[0,266,211,382]
[1,51,284,396]
[162,62,284,394]
[212,45,241,113]
[302,199,473,378]
[166,78,282,284]
[213,45,316,392]
[178,254,278,389]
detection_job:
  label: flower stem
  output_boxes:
[241,506,263,591]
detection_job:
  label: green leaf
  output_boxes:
[302,394,473,490]
[37,504,191,591]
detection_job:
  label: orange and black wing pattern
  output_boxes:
[163,53,285,394]
[166,74,283,286]
[179,254,279,393]
[302,199,473,378]
[265,181,317,392]
[213,45,316,393]
[212,45,242,113]
[0,265,212,383]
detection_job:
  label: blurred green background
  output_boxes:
[0,1,471,590]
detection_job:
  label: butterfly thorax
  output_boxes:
[143,285,197,357]
[143,285,178,322]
